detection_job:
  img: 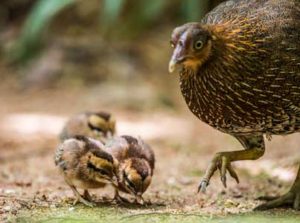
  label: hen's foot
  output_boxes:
[256,164,300,210]
[254,190,300,210]
[198,136,265,193]
[198,152,239,193]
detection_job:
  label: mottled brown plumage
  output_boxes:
[169,0,300,210]
[105,135,155,204]
[55,135,118,207]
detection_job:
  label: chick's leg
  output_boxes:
[83,190,93,201]
[255,164,300,210]
[70,186,95,207]
[198,135,265,192]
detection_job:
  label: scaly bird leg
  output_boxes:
[198,135,265,192]
[113,189,131,203]
[83,190,93,202]
[70,186,95,207]
[255,164,300,210]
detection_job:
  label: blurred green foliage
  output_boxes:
[9,0,75,63]
[9,0,223,63]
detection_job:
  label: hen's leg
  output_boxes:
[255,164,300,210]
[198,135,265,192]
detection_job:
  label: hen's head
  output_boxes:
[169,23,214,74]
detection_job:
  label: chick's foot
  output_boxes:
[71,186,95,207]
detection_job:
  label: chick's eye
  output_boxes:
[123,172,136,190]
[98,169,109,176]
[194,40,203,50]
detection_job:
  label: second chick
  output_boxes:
[60,111,116,144]
[105,135,155,204]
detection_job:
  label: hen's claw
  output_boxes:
[227,163,240,184]
[198,179,209,193]
[221,176,227,188]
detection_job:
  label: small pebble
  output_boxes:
[178,177,193,185]
[167,177,177,186]
[3,206,11,212]
[224,199,239,208]
[69,207,75,211]
[4,189,16,194]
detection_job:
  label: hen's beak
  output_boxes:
[169,40,188,73]
[168,59,178,73]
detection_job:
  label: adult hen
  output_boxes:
[169,0,300,210]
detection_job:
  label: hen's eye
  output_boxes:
[194,40,203,50]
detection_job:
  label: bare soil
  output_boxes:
[1,83,300,222]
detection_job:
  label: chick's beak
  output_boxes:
[106,131,113,138]
[111,175,118,186]
[135,193,144,205]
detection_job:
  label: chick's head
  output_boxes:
[85,148,118,185]
[119,158,152,200]
[88,112,116,138]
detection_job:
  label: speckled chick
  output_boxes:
[55,135,118,207]
[105,135,155,204]
[60,111,116,144]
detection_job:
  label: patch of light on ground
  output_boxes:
[0,113,66,135]
[0,113,192,141]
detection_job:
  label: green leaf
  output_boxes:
[10,0,75,63]
[139,0,167,22]
[182,0,209,21]
[101,0,125,25]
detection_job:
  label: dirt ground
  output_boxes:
[1,82,300,222]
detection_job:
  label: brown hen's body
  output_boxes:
[169,0,300,210]
[180,0,300,136]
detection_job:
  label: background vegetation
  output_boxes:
[1,0,223,90]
